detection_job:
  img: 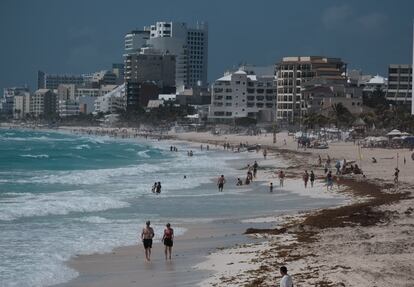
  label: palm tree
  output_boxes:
[330,103,354,128]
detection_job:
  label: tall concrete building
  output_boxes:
[1,87,30,116]
[30,89,57,118]
[38,71,84,90]
[124,30,150,54]
[124,48,176,89]
[13,92,31,119]
[142,21,208,90]
[208,68,276,122]
[124,47,176,110]
[386,64,412,105]
[275,56,346,123]
[412,21,414,115]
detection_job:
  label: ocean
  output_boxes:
[0,129,343,287]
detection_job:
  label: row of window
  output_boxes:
[278,71,314,78]
[278,64,312,71]
[389,68,412,74]
[247,88,275,94]
[277,87,301,94]
[278,95,302,102]
[388,85,412,90]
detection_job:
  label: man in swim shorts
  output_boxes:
[217,174,225,192]
[141,221,155,261]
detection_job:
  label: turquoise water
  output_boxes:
[0,129,342,287]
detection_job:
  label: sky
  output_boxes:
[0,0,413,92]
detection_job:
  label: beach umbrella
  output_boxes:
[401,132,411,136]
[386,129,402,136]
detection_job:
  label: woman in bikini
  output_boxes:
[162,223,174,260]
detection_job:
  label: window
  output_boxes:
[214,111,225,116]
[235,81,241,84]
[257,89,264,94]
[226,112,232,116]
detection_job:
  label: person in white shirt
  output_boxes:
[280,266,293,287]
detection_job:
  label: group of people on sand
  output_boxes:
[140,221,174,261]
[169,146,178,152]
[187,150,194,156]
[151,182,162,194]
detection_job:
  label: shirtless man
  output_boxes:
[141,221,155,261]
[217,175,225,192]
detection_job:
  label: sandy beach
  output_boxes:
[169,131,414,287]
[4,124,412,286]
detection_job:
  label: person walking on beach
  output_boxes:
[269,182,273,192]
[263,149,267,159]
[162,223,174,260]
[278,170,285,187]
[326,171,334,191]
[279,266,293,287]
[394,167,400,184]
[217,175,225,192]
[335,161,341,175]
[310,170,315,188]
[303,170,309,188]
[141,221,155,262]
[253,161,259,178]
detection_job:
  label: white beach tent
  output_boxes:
[386,129,402,136]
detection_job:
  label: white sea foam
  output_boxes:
[0,191,130,221]
[73,144,90,150]
[12,163,163,185]
[137,150,150,158]
[20,154,49,159]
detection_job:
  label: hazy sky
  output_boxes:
[1,0,413,91]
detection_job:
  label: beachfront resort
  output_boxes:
[1,2,414,286]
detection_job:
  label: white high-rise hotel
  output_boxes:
[124,21,208,91]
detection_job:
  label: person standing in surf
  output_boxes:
[217,175,225,192]
[162,223,174,260]
[141,221,155,262]
[156,182,162,194]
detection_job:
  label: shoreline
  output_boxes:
[3,125,413,286]
[47,126,351,287]
[169,131,414,286]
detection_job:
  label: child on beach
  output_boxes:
[236,178,243,186]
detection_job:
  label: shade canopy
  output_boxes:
[386,129,402,136]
